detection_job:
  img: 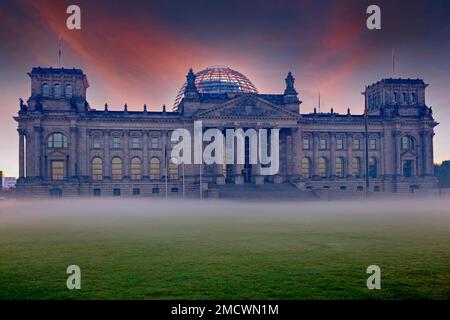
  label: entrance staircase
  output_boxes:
[217,183,318,201]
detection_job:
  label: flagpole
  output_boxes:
[318,92,321,113]
[199,163,202,201]
[58,36,62,67]
[364,88,370,199]
[392,49,396,76]
[182,123,185,200]
[165,144,168,201]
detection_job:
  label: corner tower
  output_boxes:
[364,78,431,118]
[27,67,90,113]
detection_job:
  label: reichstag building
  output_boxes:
[14,65,438,198]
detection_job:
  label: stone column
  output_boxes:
[70,126,78,178]
[104,130,111,179]
[424,131,434,176]
[419,131,425,176]
[294,128,302,176]
[34,126,43,178]
[330,133,336,177]
[18,129,25,179]
[393,130,401,176]
[161,130,168,179]
[77,126,88,179]
[123,130,130,179]
[313,133,319,177]
[379,133,385,177]
[143,131,149,179]
[286,131,293,178]
[346,133,352,176]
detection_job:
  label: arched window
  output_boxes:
[369,157,377,178]
[335,157,344,177]
[402,136,414,150]
[42,83,49,96]
[131,157,142,180]
[111,157,122,180]
[48,133,68,148]
[168,159,179,180]
[65,84,73,97]
[352,157,361,177]
[54,83,61,97]
[411,92,416,103]
[150,157,161,180]
[318,157,328,178]
[302,157,311,178]
[92,157,103,181]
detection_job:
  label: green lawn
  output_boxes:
[0,199,449,299]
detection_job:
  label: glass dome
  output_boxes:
[173,65,258,109]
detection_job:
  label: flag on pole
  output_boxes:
[58,36,62,67]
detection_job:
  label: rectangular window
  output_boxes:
[112,137,121,149]
[93,189,101,197]
[369,139,376,150]
[151,136,160,149]
[353,139,360,150]
[113,188,121,197]
[303,138,310,150]
[131,137,140,149]
[51,160,64,180]
[336,139,344,150]
[93,137,102,149]
[319,139,327,150]
[132,188,141,196]
[152,187,160,194]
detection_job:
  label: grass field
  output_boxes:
[0,198,449,300]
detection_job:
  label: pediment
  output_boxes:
[194,96,299,120]
[47,150,67,157]
[401,150,417,158]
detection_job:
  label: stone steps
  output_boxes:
[217,183,318,201]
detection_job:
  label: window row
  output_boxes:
[42,83,73,98]
[302,137,378,151]
[46,133,163,149]
[301,157,378,178]
[93,157,179,181]
[92,135,162,149]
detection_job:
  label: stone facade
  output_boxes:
[14,67,438,198]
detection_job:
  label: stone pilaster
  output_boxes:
[103,129,111,179]
[123,130,130,179]
[313,133,319,177]
[70,126,78,178]
[143,131,149,179]
[18,128,26,179]
[346,133,352,176]
[33,126,43,178]
[330,133,336,177]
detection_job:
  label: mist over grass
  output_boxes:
[0,198,449,299]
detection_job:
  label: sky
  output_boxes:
[1,0,450,177]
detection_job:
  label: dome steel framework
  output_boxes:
[173,65,258,109]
